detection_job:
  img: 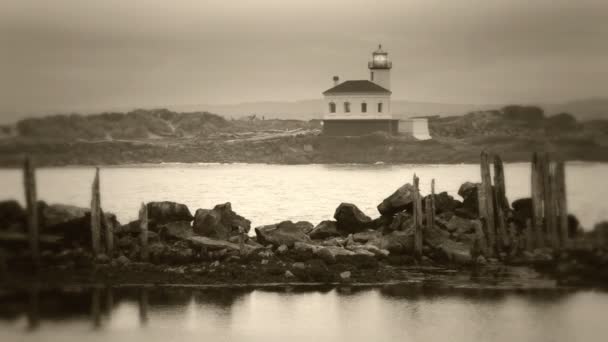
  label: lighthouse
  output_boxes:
[369,44,391,90]
[321,45,396,136]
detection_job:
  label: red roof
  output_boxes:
[322,80,391,95]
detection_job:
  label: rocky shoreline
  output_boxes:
[2,176,608,290]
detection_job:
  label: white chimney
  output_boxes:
[333,75,339,86]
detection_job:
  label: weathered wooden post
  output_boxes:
[26,286,40,331]
[479,152,496,255]
[555,161,569,249]
[91,168,102,256]
[413,174,423,259]
[23,157,40,265]
[493,155,510,250]
[139,203,149,262]
[531,153,544,248]
[542,154,559,249]
[102,210,114,257]
[425,197,433,233]
[430,179,436,225]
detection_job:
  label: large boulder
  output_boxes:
[158,221,194,241]
[255,221,312,247]
[0,200,26,231]
[188,236,260,254]
[424,192,462,214]
[389,212,413,231]
[146,201,193,223]
[445,216,478,235]
[308,220,340,240]
[40,204,120,248]
[352,230,382,243]
[377,183,416,216]
[295,221,314,235]
[193,203,250,240]
[423,224,451,248]
[368,229,415,255]
[333,203,373,234]
[315,246,356,263]
[457,182,480,217]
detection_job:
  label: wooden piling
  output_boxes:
[479,152,495,255]
[425,197,433,232]
[102,209,114,257]
[413,174,423,259]
[139,203,149,262]
[543,154,559,249]
[493,155,510,250]
[531,153,544,248]
[430,179,436,225]
[555,161,569,249]
[90,168,102,256]
[138,288,149,326]
[23,157,39,265]
[91,287,102,329]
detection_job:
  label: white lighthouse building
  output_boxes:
[322,45,397,136]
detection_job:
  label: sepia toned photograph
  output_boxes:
[1,1,607,341]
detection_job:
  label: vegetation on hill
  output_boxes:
[15,109,232,140]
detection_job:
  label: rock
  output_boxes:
[284,270,295,278]
[377,183,416,216]
[438,240,472,265]
[292,262,306,270]
[95,254,110,264]
[315,246,356,263]
[277,244,289,254]
[294,221,314,235]
[255,221,312,247]
[334,203,372,234]
[476,255,487,265]
[353,248,375,257]
[457,182,480,217]
[424,192,462,214]
[339,271,351,280]
[353,230,382,243]
[146,201,193,223]
[261,259,269,265]
[193,203,251,240]
[0,200,25,231]
[350,244,389,257]
[321,237,345,247]
[258,249,274,259]
[188,236,260,255]
[210,260,220,268]
[308,220,340,239]
[368,230,415,255]
[512,197,532,228]
[293,241,321,254]
[389,212,413,231]
[116,255,131,266]
[41,204,120,248]
[423,225,451,248]
[445,216,478,235]
[158,221,194,241]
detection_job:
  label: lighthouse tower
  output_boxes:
[368,45,391,90]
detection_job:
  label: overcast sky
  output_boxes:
[1,0,607,122]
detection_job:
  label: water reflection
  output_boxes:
[0,285,607,341]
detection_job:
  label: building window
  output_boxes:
[378,102,383,113]
[329,102,336,113]
[361,102,367,113]
[344,102,351,113]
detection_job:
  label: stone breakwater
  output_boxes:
[1,176,608,288]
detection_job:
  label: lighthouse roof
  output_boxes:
[322,80,391,95]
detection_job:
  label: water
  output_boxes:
[1,162,607,229]
[1,286,607,342]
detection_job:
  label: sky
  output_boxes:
[1,0,607,122]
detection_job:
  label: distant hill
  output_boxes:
[168,98,608,121]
